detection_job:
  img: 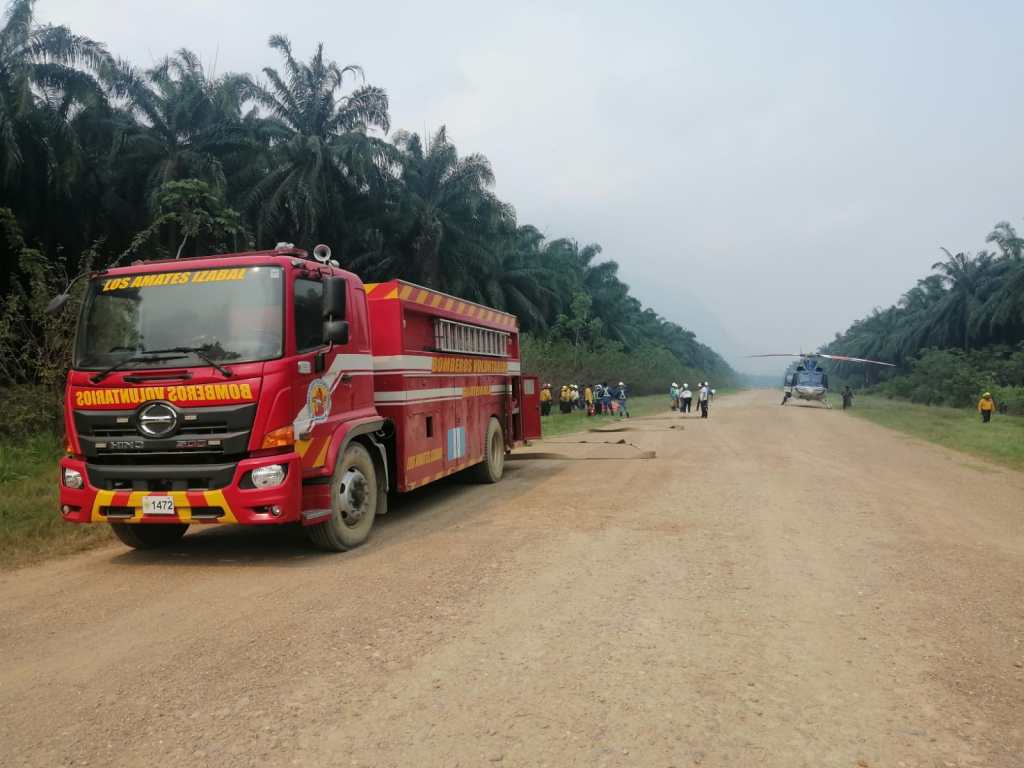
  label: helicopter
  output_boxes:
[748,353,896,408]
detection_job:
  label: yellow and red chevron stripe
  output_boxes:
[296,437,332,469]
[363,280,517,331]
[89,489,237,523]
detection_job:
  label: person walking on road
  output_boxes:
[616,381,630,418]
[698,382,710,418]
[841,386,853,410]
[680,383,692,413]
[978,392,996,423]
[669,382,680,411]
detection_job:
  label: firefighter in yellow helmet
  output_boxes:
[559,384,572,414]
[539,383,552,416]
[977,392,996,423]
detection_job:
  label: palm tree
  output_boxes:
[112,49,256,209]
[247,35,391,250]
[0,0,116,284]
[473,224,558,330]
[0,0,112,187]
[986,220,1023,261]
[392,126,512,292]
[542,238,636,343]
[975,259,1024,338]
[923,249,996,351]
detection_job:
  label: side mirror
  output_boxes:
[46,293,71,316]
[324,319,350,346]
[322,277,347,320]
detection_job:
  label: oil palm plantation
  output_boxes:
[542,238,637,343]
[0,0,115,287]
[111,50,256,209]
[923,248,997,351]
[472,224,559,330]
[247,35,391,253]
[0,0,111,186]
[392,126,512,294]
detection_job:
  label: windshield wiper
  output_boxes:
[143,347,234,379]
[90,354,188,384]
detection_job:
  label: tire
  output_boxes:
[110,523,189,550]
[307,442,380,552]
[471,417,505,484]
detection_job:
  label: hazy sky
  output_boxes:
[39,0,1024,373]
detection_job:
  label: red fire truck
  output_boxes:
[53,244,542,551]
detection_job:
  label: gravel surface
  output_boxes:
[2,389,1022,767]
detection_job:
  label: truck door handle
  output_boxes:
[340,374,353,383]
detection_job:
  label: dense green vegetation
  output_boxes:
[0,435,111,566]
[824,221,1024,413]
[0,0,732,434]
[847,395,1024,471]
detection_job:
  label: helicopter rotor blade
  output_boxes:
[746,352,896,366]
[815,353,896,367]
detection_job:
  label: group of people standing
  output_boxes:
[669,382,714,418]
[539,382,631,418]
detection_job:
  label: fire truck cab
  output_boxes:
[56,244,541,551]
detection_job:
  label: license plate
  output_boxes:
[142,496,176,516]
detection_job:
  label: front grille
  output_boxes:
[74,404,256,465]
[91,422,229,438]
[179,422,229,435]
[86,462,237,491]
[91,426,135,437]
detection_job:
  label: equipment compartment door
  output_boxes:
[520,375,542,440]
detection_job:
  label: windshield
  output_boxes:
[797,371,824,387]
[74,266,284,370]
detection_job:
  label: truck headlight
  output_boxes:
[63,468,84,489]
[250,464,286,489]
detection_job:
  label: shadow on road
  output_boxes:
[104,461,562,569]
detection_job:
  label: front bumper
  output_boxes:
[58,453,304,525]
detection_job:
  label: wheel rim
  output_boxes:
[337,467,371,527]
[490,428,504,474]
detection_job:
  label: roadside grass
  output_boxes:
[539,394,679,439]
[0,436,111,569]
[849,395,1024,471]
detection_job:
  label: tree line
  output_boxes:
[823,220,1024,412]
[0,0,733,410]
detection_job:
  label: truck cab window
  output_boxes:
[294,279,325,352]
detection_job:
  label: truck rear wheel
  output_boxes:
[472,417,505,484]
[308,442,379,552]
[110,523,189,550]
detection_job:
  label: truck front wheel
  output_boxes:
[472,417,505,484]
[308,442,379,552]
[110,523,189,550]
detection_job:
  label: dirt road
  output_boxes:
[2,390,1023,767]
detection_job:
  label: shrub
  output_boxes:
[872,346,1024,413]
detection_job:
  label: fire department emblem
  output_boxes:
[307,378,331,424]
